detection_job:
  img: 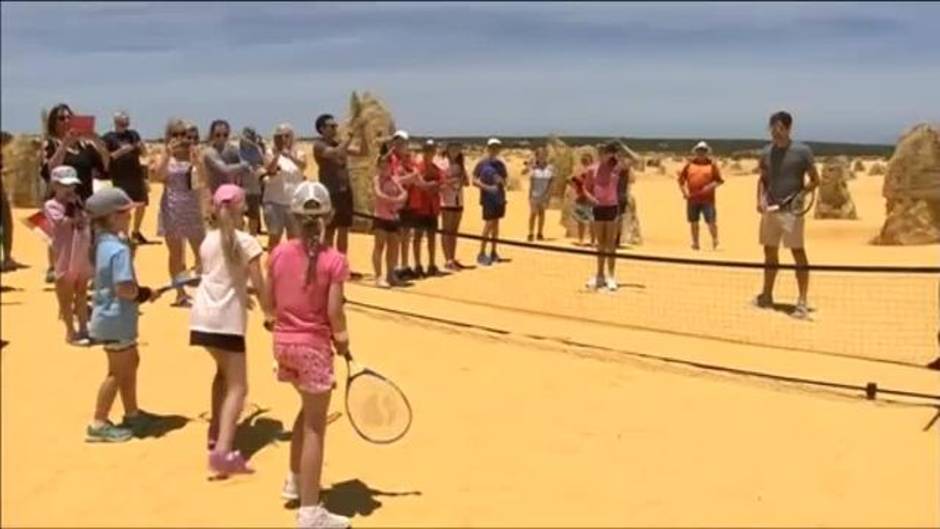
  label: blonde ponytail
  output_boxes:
[296,213,327,286]
[216,204,244,273]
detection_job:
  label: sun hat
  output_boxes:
[692,141,711,153]
[213,184,246,208]
[392,130,410,141]
[291,181,332,216]
[50,166,81,187]
[86,187,137,218]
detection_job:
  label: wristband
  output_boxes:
[135,286,153,304]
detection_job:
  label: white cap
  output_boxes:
[424,139,436,149]
[692,141,710,153]
[487,138,502,147]
[50,166,81,186]
[291,181,332,216]
[392,130,410,141]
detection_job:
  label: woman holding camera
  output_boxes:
[155,118,206,307]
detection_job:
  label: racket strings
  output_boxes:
[346,373,411,443]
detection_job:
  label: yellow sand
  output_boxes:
[2,162,938,527]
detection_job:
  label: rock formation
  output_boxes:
[814,158,858,219]
[872,123,940,245]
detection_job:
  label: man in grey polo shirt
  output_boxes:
[755,111,819,319]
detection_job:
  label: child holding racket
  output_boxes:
[372,144,407,288]
[190,184,272,477]
[266,181,351,528]
[86,187,162,442]
[45,166,93,345]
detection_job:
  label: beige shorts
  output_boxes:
[92,179,113,194]
[759,211,804,249]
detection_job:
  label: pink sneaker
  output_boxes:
[208,450,254,477]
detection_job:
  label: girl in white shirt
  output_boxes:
[189,184,272,477]
[523,146,555,241]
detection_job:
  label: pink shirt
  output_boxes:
[374,172,404,221]
[268,241,350,347]
[44,198,92,280]
[584,162,621,207]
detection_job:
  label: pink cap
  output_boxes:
[213,184,245,207]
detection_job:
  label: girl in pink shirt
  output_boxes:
[266,181,352,528]
[372,144,407,288]
[582,143,624,291]
[45,166,93,344]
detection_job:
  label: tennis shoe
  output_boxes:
[791,302,810,320]
[585,276,601,289]
[476,254,492,266]
[209,450,254,477]
[753,293,774,309]
[605,277,618,291]
[281,473,300,501]
[297,504,350,528]
[86,422,133,443]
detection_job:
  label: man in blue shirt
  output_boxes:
[472,138,508,266]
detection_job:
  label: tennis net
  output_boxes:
[352,212,939,368]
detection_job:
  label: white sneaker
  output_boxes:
[605,278,618,291]
[281,473,299,501]
[297,504,350,529]
[585,276,600,289]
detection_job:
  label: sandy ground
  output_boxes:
[2,162,938,527]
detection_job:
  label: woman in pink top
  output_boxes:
[582,143,624,291]
[371,144,407,288]
[45,166,93,344]
[266,181,352,528]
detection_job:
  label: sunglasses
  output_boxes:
[57,114,72,122]
[325,123,338,129]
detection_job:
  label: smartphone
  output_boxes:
[70,115,96,135]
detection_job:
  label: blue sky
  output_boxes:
[2,2,938,143]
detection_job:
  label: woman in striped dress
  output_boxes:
[156,118,205,307]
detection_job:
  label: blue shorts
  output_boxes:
[482,202,506,221]
[687,202,717,223]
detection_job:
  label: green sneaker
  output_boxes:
[121,409,160,436]
[86,422,133,443]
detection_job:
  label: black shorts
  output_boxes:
[190,331,246,353]
[411,214,438,231]
[593,205,620,222]
[244,194,262,221]
[113,177,149,205]
[327,188,354,229]
[372,218,400,233]
[482,202,506,221]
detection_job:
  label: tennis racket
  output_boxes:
[154,270,201,295]
[764,187,816,217]
[340,350,412,444]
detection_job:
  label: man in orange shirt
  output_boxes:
[678,141,723,250]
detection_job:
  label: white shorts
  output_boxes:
[92,179,113,194]
[263,202,293,236]
[759,211,805,249]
